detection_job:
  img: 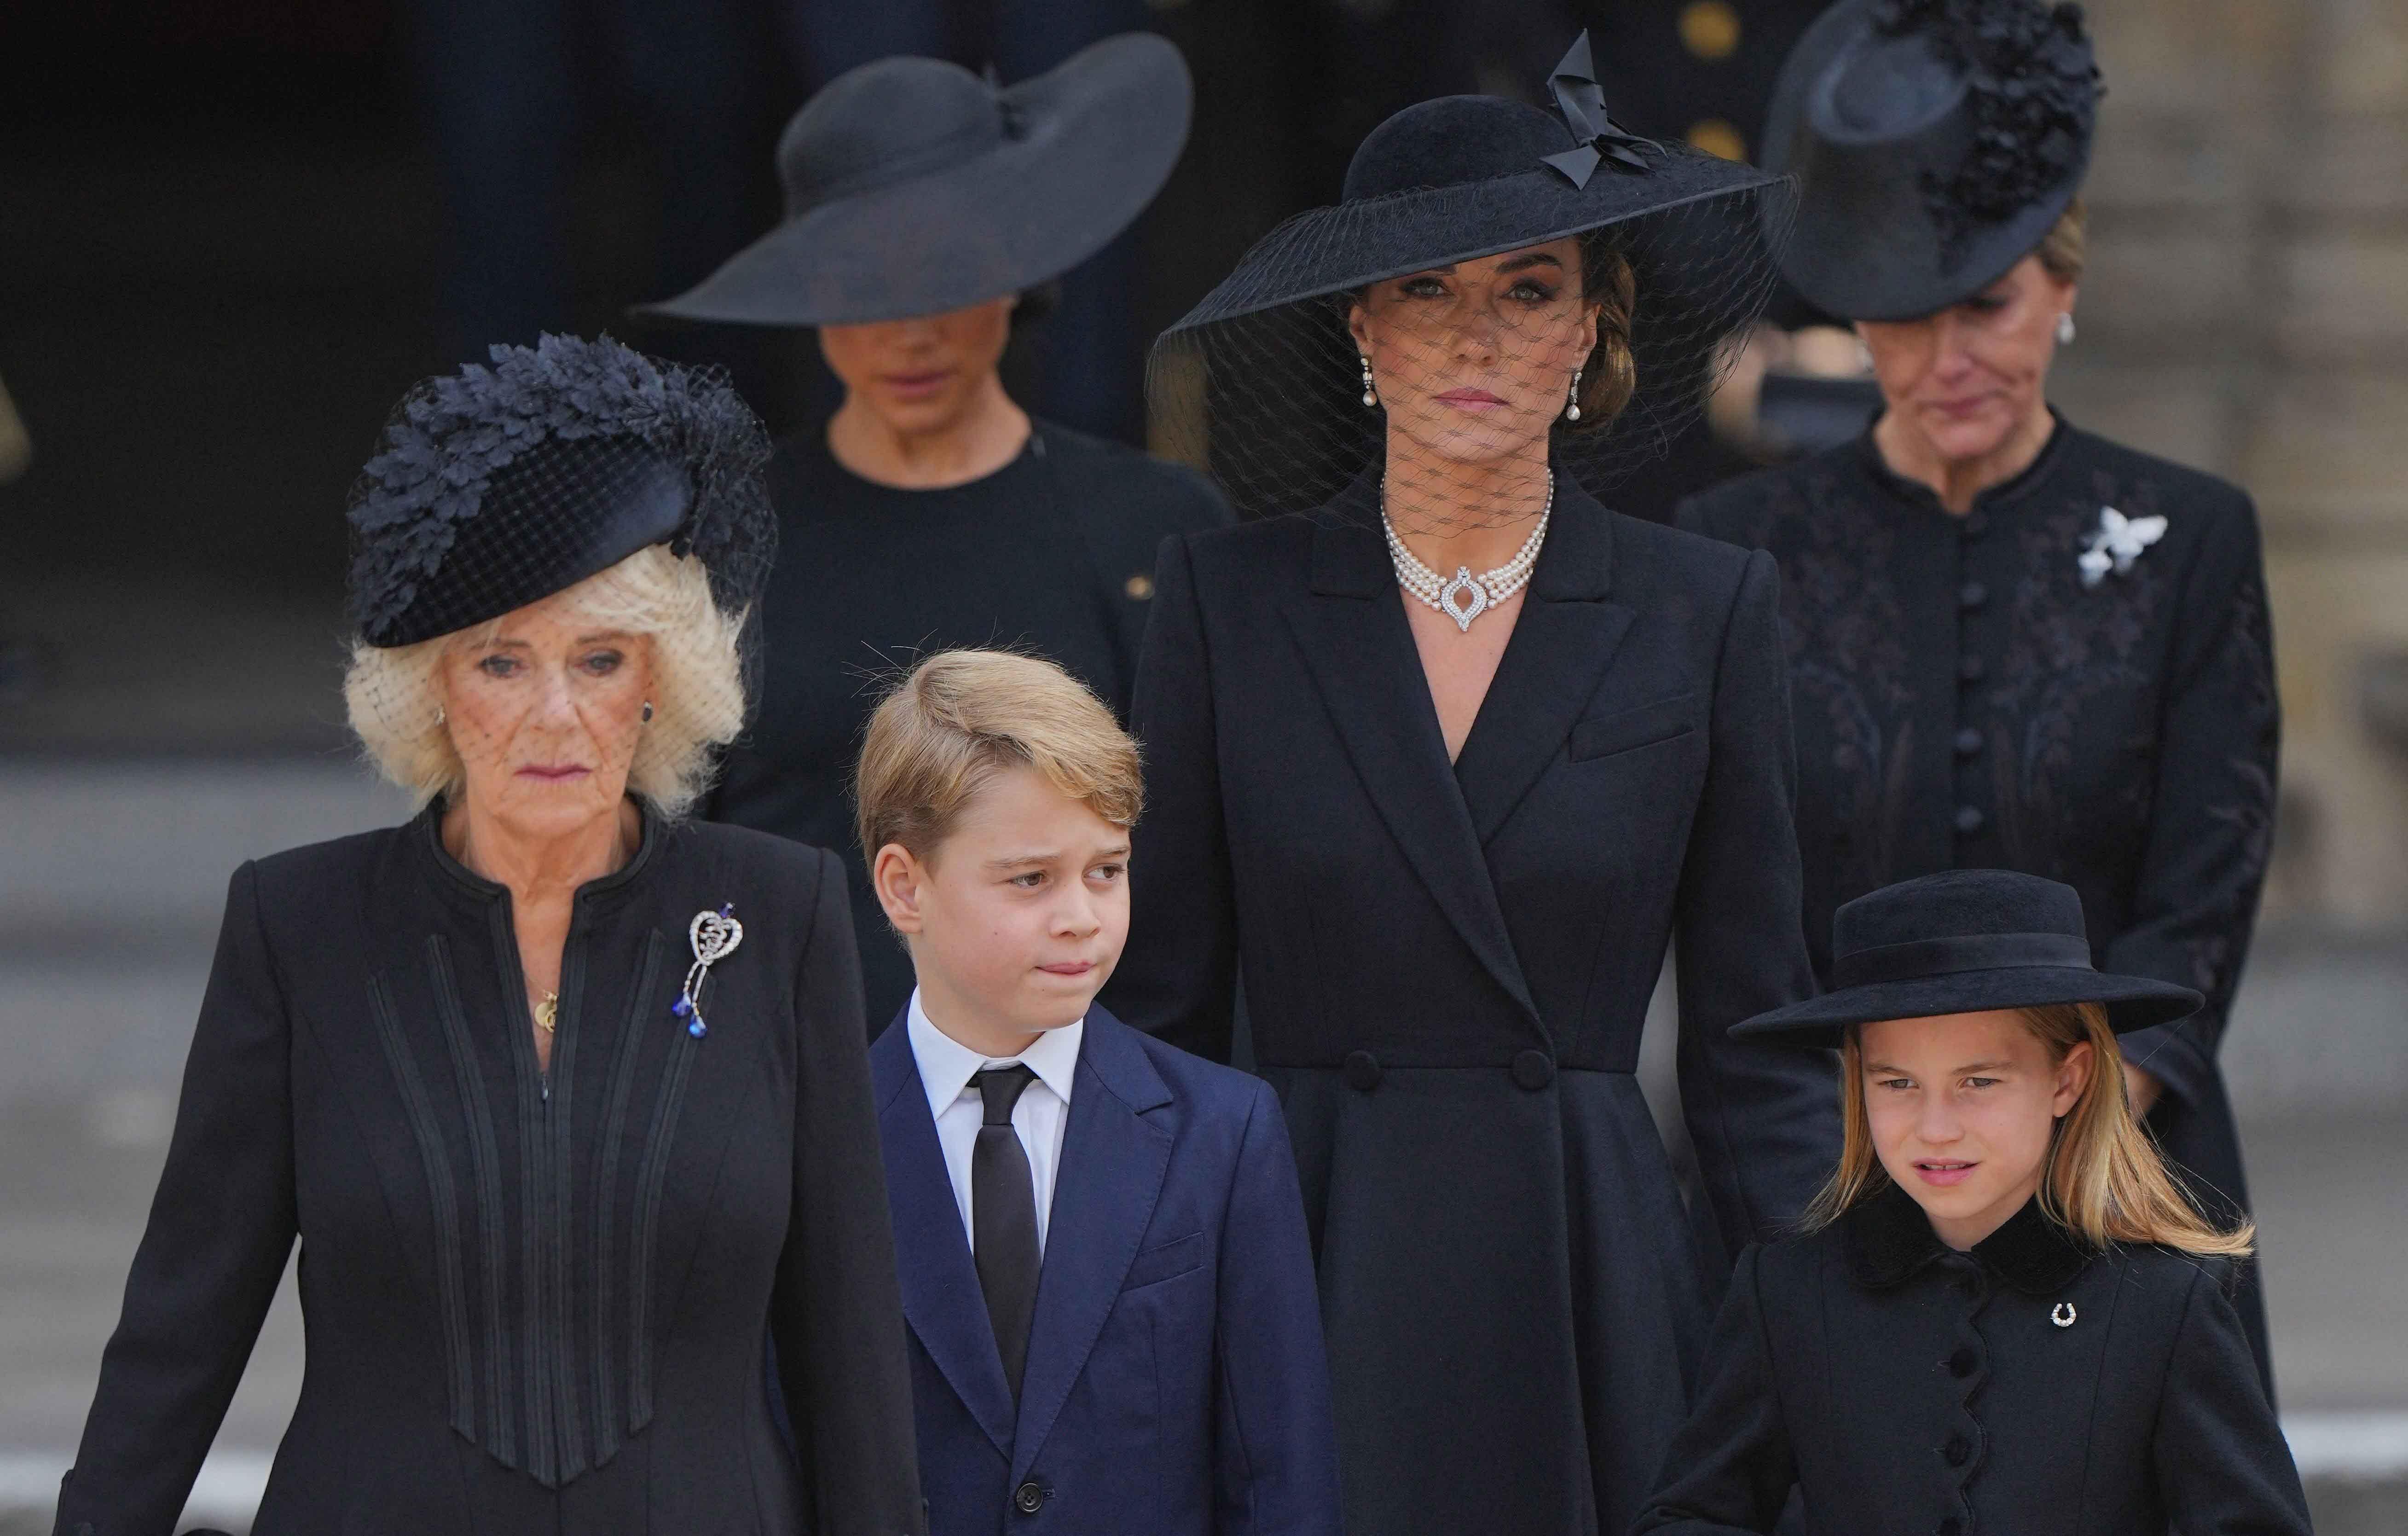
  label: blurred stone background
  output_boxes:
[1,0,2403,1531]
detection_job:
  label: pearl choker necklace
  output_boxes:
[1381,474,1552,632]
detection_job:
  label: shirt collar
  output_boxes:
[906,988,1084,1122]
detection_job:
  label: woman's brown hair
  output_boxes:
[1805,1000,2253,1259]
[1564,232,1638,431]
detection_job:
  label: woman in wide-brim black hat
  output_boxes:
[54,336,926,1535]
[1101,35,1836,1536]
[1636,869,2309,1536]
[637,34,1232,1028]
[1676,0,2283,1395]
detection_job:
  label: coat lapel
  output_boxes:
[1452,485,1637,845]
[1280,487,1542,1022]
[1009,1012,1175,1483]
[869,1023,1016,1457]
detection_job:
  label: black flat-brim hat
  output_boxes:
[1734,869,2200,1048]
[637,34,1190,328]
[1166,33,1783,332]
[1761,0,2100,321]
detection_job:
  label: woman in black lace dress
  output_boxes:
[1680,0,2281,1392]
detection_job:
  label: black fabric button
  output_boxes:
[1954,806,1985,835]
[1946,1346,1978,1378]
[1343,1050,1383,1093]
[1014,1481,1046,1515]
[1943,1433,1971,1467]
[1953,727,1982,757]
[1937,1519,1963,1536]
[1958,580,1987,610]
[1962,512,1989,539]
[1511,1049,1556,1091]
[1957,655,1985,684]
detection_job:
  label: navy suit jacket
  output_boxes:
[870,1004,1342,1536]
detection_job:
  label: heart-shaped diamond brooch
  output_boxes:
[673,904,743,1040]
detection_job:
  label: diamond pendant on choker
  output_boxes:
[1382,473,1552,633]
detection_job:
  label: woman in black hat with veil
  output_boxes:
[1101,36,1837,1535]
[642,35,1231,1030]
[1678,0,2281,1395]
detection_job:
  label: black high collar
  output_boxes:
[1848,407,2075,518]
[1845,1181,2095,1296]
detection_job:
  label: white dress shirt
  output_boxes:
[906,989,1082,1257]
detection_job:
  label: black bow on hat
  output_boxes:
[1539,34,1664,187]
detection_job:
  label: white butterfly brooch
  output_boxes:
[2077,505,2166,588]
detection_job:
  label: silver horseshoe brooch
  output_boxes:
[671,904,743,1040]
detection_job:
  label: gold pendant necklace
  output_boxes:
[534,991,559,1032]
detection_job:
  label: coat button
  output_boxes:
[1957,654,1985,684]
[1946,1346,1978,1378]
[1942,1433,1971,1466]
[1511,1049,1555,1090]
[1958,580,1987,610]
[1952,727,1982,758]
[1937,1519,1963,1536]
[1014,1481,1046,1515]
[1343,1049,1383,1093]
[1961,512,1989,539]
[1953,805,1985,835]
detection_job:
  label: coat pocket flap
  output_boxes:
[1568,693,1698,762]
[1121,1231,1207,1291]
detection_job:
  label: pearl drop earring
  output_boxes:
[2055,313,2076,346]
[1360,354,1378,408]
[1564,366,1584,422]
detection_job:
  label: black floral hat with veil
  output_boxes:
[346,334,776,648]
[1150,33,1794,524]
[1763,0,2101,320]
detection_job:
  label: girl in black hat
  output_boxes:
[1677,0,2282,1393]
[1102,35,1837,1536]
[53,336,926,1535]
[640,36,1231,1029]
[1636,868,2310,1536]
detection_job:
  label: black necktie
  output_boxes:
[972,1064,1042,1397]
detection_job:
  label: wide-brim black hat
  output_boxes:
[1735,869,2200,1047]
[347,334,775,647]
[637,34,1190,328]
[1762,0,2100,321]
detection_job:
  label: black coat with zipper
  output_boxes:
[1100,471,1841,1536]
[1635,1186,2310,1536]
[53,804,924,1536]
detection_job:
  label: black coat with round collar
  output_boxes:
[1634,1185,2310,1536]
[52,805,923,1536]
[1102,471,1840,1536]
[1677,418,2281,1391]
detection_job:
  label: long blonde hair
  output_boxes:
[1805,1002,2252,1258]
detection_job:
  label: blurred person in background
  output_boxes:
[647,37,1230,1030]
[1679,0,2282,1396]
[1106,36,1836,1535]
[51,336,924,1534]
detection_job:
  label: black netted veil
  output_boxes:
[1148,50,1792,529]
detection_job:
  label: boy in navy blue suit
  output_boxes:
[855,649,1342,1536]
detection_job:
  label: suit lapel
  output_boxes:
[1280,495,1541,1022]
[869,1023,1016,1457]
[1453,487,1637,844]
[1009,1013,1175,1483]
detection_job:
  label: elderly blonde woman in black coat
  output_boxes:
[1636,871,2308,1536]
[52,336,924,1536]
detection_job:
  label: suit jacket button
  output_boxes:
[1014,1481,1046,1515]
[1946,1346,1978,1378]
[1942,1433,1971,1466]
[1343,1049,1383,1092]
[1512,1049,1555,1090]
[1958,580,1987,610]
[1953,727,1982,758]
[1953,805,1985,835]
[1937,1519,1963,1536]
[1957,654,1985,684]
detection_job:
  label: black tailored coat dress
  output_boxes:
[52,804,925,1536]
[1678,417,2281,1393]
[1099,472,1842,1536]
[1634,1185,2311,1536]
[710,419,1232,1030]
